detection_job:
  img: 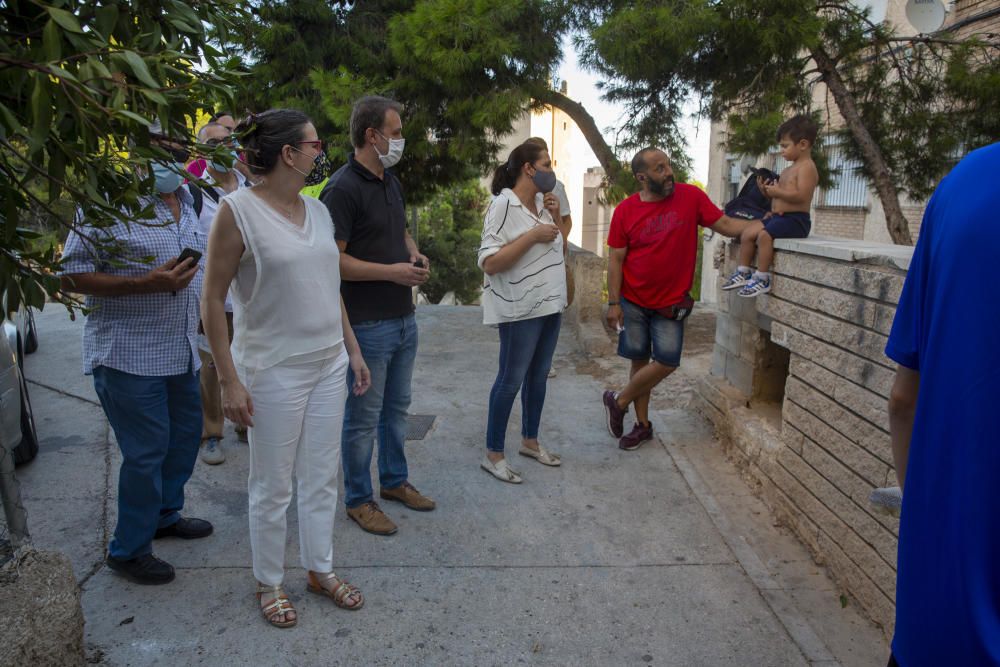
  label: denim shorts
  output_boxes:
[617,297,685,367]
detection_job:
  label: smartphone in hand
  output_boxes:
[413,259,426,269]
[177,247,203,267]
[172,247,202,296]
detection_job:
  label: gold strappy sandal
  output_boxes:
[256,583,297,628]
[306,571,365,610]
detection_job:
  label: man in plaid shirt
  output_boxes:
[60,125,213,585]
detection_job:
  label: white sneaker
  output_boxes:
[738,276,771,297]
[868,487,902,518]
[722,269,752,290]
[200,437,225,465]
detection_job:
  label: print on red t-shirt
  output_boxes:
[606,183,722,310]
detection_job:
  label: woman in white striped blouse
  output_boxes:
[477,140,570,484]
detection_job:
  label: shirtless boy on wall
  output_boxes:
[722,115,820,297]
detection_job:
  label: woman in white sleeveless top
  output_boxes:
[201,109,370,628]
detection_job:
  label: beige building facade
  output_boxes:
[579,167,615,258]
[482,82,590,249]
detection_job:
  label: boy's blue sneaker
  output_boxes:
[721,269,752,290]
[738,276,771,297]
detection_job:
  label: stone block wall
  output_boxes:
[812,207,866,240]
[899,204,926,239]
[696,235,913,637]
[564,243,615,357]
[711,297,789,400]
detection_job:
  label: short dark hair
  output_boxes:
[234,109,311,175]
[777,115,818,145]
[630,147,661,176]
[490,141,548,196]
[349,96,403,148]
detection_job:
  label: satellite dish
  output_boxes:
[850,0,888,25]
[905,0,947,34]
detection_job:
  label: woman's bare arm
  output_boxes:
[200,201,244,389]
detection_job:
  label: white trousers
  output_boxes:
[241,351,349,586]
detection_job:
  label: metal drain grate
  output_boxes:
[405,414,436,441]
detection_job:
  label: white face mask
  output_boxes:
[374,130,405,168]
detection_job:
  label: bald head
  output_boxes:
[631,147,667,176]
[198,122,231,143]
[631,147,674,198]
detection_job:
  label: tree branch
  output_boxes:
[812,45,913,245]
[1,139,112,213]
[531,86,625,183]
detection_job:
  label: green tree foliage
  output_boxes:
[238,1,998,244]
[235,0,565,201]
[416,180,490,304]
[1,0,242,309]
[569,0,1000,244]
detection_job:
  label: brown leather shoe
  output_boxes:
[380,481,436,512]
[346,501,398,535]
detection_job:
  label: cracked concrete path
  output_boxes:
[19,305,887,666]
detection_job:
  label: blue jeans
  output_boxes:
[486,312,561,453]
[93,366,202,560]
[342,314,417,508]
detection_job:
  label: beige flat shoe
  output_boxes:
[518,445,561,467]
[481,456,523,484]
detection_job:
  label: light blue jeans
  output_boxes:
[342,314,417,508]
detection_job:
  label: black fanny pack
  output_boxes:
[653,293,695,321]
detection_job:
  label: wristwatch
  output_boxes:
[607,301,619,306]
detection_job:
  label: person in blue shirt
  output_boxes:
[885,141,1000,666]
[61,122,213,586]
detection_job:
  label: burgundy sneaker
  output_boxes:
[619,422,653,451]
[603,390,627,438]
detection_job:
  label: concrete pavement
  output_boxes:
[17,305,888,666]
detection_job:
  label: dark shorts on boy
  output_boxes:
[763,211,810,239]
[617,297,685,368]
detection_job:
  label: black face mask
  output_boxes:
[303,151,332,186]
[648,175,675,197]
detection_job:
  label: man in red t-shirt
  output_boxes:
[603,148,746,450]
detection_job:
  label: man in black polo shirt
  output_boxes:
[320,95,436,536]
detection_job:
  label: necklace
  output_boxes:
[251,183,305,226]
[270,197,299,219]
[260,190,301,221]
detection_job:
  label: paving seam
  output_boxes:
[26,378,101,406]
[78,419,114,587]
[161,562,740,572]
[652,408,839,665]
